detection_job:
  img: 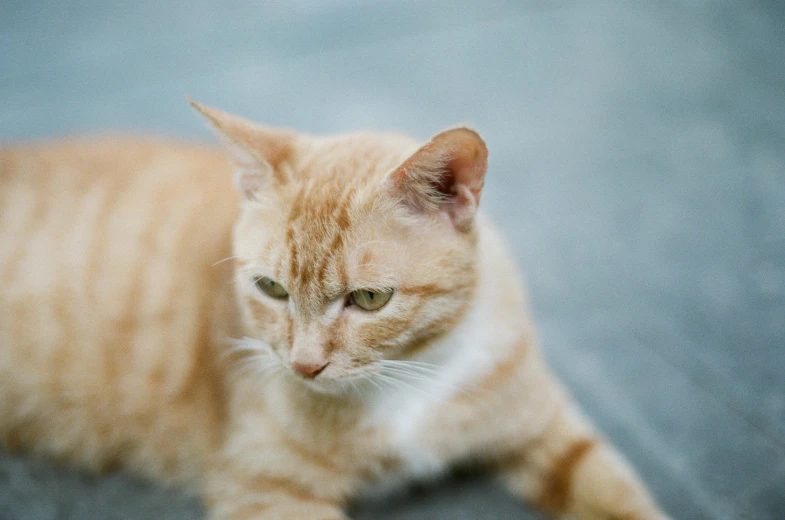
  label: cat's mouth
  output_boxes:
[292,361,438,399]
[292,371,354,395]
[288,364,385,397]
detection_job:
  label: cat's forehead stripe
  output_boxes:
[284,179,359,305]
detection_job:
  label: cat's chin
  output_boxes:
[288,373,351,396]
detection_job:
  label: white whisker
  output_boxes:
[252,362,283,380]
[379,360,442,376]
[212,255,239,267]
[232,355,274,376]
[380,365,441,378]
[246,277,263,292]
[379,366,437,384]
[381,359,440,369]
[375,372,433,397]
[372,374,401,395]
[354,372,387,396]
[223,336,275,358]
[221,337,285,383]
[345,379,360,398]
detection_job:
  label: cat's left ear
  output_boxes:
[387,127,488,231]
[187,97,295,199]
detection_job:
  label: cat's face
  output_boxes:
[190,100,488,394]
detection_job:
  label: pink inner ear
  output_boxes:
[392,128,488,230]
[444,135,487,202]
[234,163,271,199]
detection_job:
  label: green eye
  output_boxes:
[255,277,289,299]
[350,289,393,311]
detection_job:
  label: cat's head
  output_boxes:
[190,99,489,394]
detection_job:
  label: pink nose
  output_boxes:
[292,361,328,379]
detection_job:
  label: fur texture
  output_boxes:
[0,102,670,520]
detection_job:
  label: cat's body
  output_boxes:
[0,104,669,520]
[0,138,235,484]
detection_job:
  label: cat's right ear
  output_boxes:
[187,97,295,199]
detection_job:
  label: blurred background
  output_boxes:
[1,1,784,519]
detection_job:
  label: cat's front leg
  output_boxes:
[496,401,670,520]
[205,467,349,520]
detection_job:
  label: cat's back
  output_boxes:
[0,137,239,483]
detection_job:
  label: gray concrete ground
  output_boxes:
[1,1,784,519]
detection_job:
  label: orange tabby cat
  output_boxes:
[0,99,670,520]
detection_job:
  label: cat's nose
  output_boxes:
[292,361,328,379]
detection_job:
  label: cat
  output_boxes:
[0,98,671,520]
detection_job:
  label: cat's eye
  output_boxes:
[349,289,393,311]
[255,277,289,299]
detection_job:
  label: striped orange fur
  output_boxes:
[0,101,670,519]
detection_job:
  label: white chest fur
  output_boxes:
[363,281,511,493]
